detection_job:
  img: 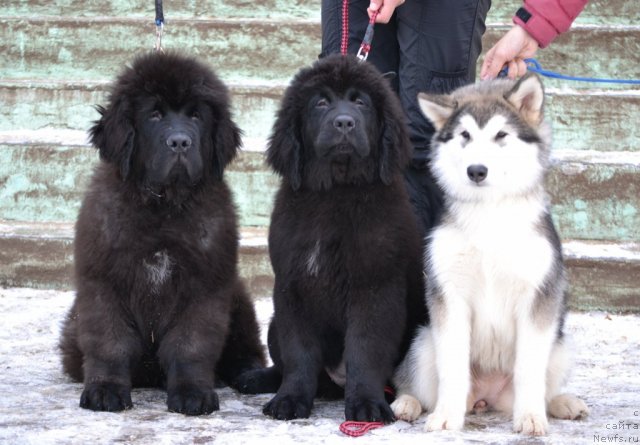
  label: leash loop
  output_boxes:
[525,58,640,84]
[154,0,165,52]
[499,58,640,85]
[356,11,378,61]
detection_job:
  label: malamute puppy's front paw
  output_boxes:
[390,394,422,422]
[513,412,549,436]
[548,393,589,420]
[425,408,465,432]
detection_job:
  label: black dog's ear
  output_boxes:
[89,98,135,180]
[198,80,241,179]
[213,114,242,180]
[379,103,411,185]
[267,113,302,191]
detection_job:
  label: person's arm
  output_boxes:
[514,0,588,49]
[481,0,588,79]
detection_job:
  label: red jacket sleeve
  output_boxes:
[513,0,588,48]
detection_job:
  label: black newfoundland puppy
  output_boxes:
[59,51,265,415]
[236,55,427,423]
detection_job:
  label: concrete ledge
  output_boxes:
[563,241,640,312]
[1,220,638,312]
[1,0,628,24]
[2,81,639,151]
[0,221,273,298]
[2,18,639,87]
[2,140,638,238]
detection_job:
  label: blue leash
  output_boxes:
[499,58,640,85]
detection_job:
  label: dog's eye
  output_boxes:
[495,131,508,140]
[354,98,366,107]
[150,110,162,121]
[191,111,201,120]
[316,98,329,108]
[460,130,470,140]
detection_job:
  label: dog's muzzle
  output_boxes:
[166,132,192,154]
[467,164,488,184]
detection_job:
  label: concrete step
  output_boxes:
[0,81,283,149]
[0,136,277,227]
[1,0,631,25]
[2,82,638,152]
[2,17,639,88]
[549,150,640,242]
[1,137,638,241]
[1,220,638,312]
[1,0,638,311]
[563,240,640,313]
[0,221,274,298]
[483,0,636,26]
[3,0,320,20]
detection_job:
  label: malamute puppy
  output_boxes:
[391,74,588,435]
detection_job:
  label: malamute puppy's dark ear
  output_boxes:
[504,73,545,126]
[416,93,457,131]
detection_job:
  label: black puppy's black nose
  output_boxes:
[166,132,192,153]
[467,164,488,183]
[333,114,356,134]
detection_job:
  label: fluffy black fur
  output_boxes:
[59,51,265,415]
[235,55,428,423]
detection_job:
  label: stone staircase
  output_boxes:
[1,0,638,311]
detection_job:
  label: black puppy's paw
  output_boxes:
[233,366,281,394]
[345,397,395,424]
[167,385,219,416]
[263,393,312,420]
[80,382,133,412]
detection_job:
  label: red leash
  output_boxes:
[339,420,384,437]
[340,0,379,60]
[340,0,349,55]
[337,2,387,435]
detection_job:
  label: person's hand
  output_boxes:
[481,25,539,80]
[367,0,405,24]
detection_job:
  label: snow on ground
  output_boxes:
[0,287,638,445]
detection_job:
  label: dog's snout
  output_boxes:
[333,114,356,134]
[467,164,488,184]
[166,132,192,153]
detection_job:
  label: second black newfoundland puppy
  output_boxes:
[236,55,428,423]
[59,52,265,415]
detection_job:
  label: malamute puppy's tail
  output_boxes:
[391,74,589,436]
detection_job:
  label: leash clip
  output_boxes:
[356,46,370,61]
[154,0,165,52]
[154,20,164,52]
[356,11,377,62]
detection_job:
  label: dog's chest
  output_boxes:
[305,240,322,277]
[433,201,553,293]
[430,202,554,370]
[143,249,175,289]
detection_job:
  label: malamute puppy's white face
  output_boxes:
[419,74,549,202]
